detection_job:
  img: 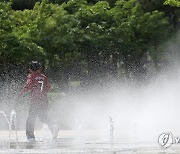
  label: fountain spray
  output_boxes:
[0,110,19,149]
[109,116,114,147]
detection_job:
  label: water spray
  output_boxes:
[109,116,114,147]
[0,110,19,149]
[10,110,19,148]
[42,123,49,142]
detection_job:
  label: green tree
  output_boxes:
[164,0,180,7]
[0,0,175,84]
[109,0,170,78]
[0,2,45,66]
[15,0,84,84]
[74,1,118,82]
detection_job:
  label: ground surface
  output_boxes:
[0,130,177,153]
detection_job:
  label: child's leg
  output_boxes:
[38,108,54,131]
[38,102,59,140]
[26,105,37,139]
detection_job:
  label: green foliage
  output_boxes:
[64,0,87,14]
[110,0,170,60]
[0,2,45,65]
[0,0,177,81]
[138,0,166,12]
[0,2,12,33]
[164,0,180,7]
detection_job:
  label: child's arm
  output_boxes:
[19,75,33,96]
[45,78,51,93]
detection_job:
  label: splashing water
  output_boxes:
[42,123,50,142]
[0,110,18,149]
[109,116,114,145]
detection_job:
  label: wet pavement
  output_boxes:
[0,141,175,154]
[0,130,179,153]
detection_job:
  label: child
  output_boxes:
[19,61,59,142]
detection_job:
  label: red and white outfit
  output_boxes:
[20,71,53,139]
[20,71,51,103]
